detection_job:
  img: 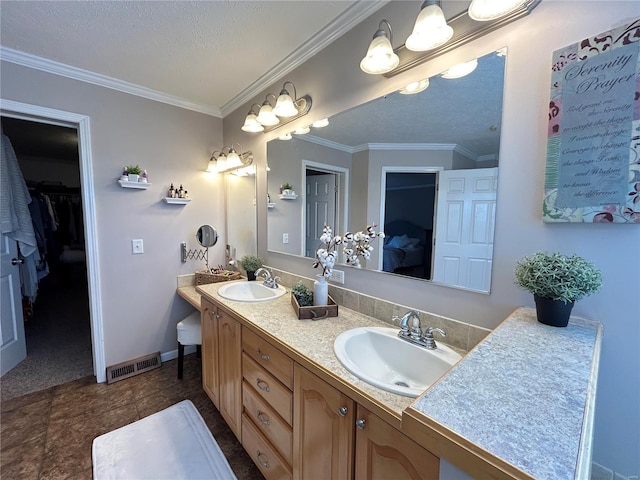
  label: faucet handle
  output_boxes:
[424,327,445,338]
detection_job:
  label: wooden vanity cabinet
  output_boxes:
[200,298,242,440]
[241,326,294,480]
[293,365,439,480]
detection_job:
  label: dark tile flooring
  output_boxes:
[0,354,263,479]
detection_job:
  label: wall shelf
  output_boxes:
[279,194,298,200]
[118,179,151,189]
[163,197,191,205]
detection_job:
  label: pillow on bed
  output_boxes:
[388,234,412,248]
[408,237,421,248]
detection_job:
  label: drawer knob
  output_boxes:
[256,348,270,361]
[338,406,348,417]
[256,379,270,392]
[257,451,270,469]
[356,418,366,430]
[257,411,271,426]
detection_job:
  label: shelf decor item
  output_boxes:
[514,251,602,327]
[291,281,338,320]
[239,255,263,281]
[125,164,142,183]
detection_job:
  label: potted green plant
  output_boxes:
[291,281,313,307]
[125,164,142,183]
[282,182,294,196]
[514,251,602,327]
[239,255,263,281]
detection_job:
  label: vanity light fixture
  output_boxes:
[294,125,311,135]
[256,94,280,126]
[360,20,399,74]
[441,58,478,79]
[278,132,293,141]
[311,118,329,128]
[399,78,430,94]
[241,104,264,133]
[273,82,301,118]
[405,0,453,52]
[468,0,529,21]
[208,145,253,175]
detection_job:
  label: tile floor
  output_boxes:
[0,354,263,479]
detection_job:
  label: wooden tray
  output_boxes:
[291,294,338,320]
[195,270,242,285]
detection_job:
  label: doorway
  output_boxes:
[0,106,103,398]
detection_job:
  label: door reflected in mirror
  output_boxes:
[267,48,506,293]
[196,224,218,247]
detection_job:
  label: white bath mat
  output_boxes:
[92,400,237,479]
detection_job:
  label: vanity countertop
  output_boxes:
[181,281,601,479]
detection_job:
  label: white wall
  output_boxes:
[1,62,225,367]
[224,2,640,475]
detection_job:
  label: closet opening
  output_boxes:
[1,115,94,400]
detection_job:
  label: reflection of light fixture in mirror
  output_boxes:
[257,94,280,126]
[294,126,310,135]
[312,118,329,128]
[468,0,528,21]
[405,0,453,52]
[360,20,399,74]
[279,132,293,140]
[273,82,300,118]
[399,78,430,94]
[441,59,478,79]
[241,104,264,132]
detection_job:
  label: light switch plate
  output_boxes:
[132,239,144,254]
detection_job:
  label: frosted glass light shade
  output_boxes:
[215,155,227,172]
[294,126,310,135]
[399,78,430,94]
[241,113,264,132]
[405,3,453,51]
[360,34,399,74]
[257,104,280,126]
[226,150,242,169]
[273,93,299,117]
[468,0,528,21]
[442,59,478,79]
[279,133,292,140]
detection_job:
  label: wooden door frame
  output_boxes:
[1,98,106,383]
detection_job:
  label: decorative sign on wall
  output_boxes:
[543,19,640,223]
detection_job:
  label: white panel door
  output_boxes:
[305,174,336,257]
[1,233,27,376]
[432,168,497,291]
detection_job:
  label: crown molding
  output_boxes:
[299,136,477,157]
[0,46,222,117]
[298,134,354,153]
[219,1,389,116]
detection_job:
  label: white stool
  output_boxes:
[176,310,201,379]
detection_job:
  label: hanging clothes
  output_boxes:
[0,132,41,302]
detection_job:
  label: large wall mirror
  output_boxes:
[225,172,257,263]
[267,48,506,293]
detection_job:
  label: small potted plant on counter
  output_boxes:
[239,255,263,281]
[514,251,602,327]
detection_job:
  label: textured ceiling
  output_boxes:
[0,0,366,113]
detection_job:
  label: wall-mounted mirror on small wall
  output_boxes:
[225,172,257,264]
[267,48,506,293]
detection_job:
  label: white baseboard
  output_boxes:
[161,346,197,363]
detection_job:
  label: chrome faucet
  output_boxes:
[254,267,280,289]
[395,310,446,350]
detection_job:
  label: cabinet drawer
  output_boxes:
[243,381,292,466]
[242,414,292,480]
[243,354,293,426]
[243,327,293,389]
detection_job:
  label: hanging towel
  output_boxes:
[1,133,37,257]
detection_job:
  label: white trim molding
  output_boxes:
[0,98,107,383]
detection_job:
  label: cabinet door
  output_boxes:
[293,365,355,480]
[201,299,219,408]
[219,308,242,440]
[354,405,439,480]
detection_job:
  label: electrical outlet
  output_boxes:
[330,269,345,284]
[131,239,144,254]
[283,233,289,244]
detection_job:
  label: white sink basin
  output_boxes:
[334,327,462,397]
[217,281,287,302]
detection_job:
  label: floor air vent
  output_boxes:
[106,352,162,384]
